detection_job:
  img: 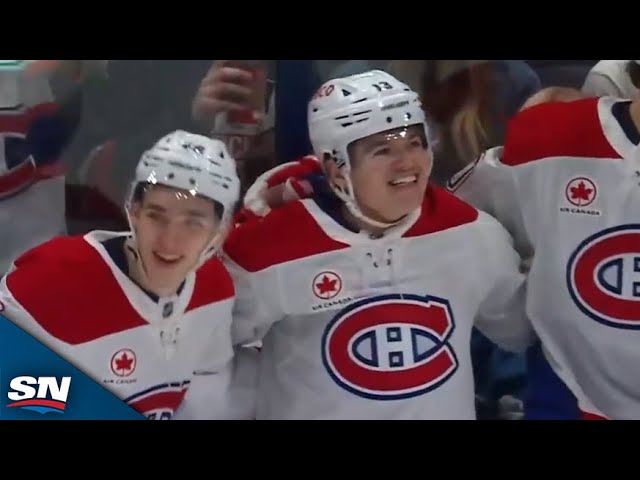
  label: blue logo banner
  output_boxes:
[0,314,145,420]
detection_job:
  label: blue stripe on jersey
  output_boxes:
[124,380,191,403]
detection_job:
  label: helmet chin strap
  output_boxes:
[124,234,157,293]
[331,175,406,231]
[194,229,226,268]
[124,206,159,293]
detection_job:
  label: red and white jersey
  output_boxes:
[0,231,256,420]
[449,96,640,419]
[0,62,66,274]
[223,185,531,420]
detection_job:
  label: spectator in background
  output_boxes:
[191,60,277,196]
[316,60,390,79]
[64,60,280,236]
[65,60,213,233]
[582,60,640,98]
[388,60,541,185]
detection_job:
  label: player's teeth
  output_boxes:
[390,176,417,185]
[157,254,179,261]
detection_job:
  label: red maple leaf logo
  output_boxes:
[316,275,338,294]
[115,353,133,373]
[570,181,593,202]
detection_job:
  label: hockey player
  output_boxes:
[241,86,589,420]
[0,130,256,420]
[223,70,533,420]
[446,83,640,420]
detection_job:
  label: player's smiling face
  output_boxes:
[129,185,220,295]
[339,125,431,224]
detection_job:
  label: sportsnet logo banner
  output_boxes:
[0,314,144,420]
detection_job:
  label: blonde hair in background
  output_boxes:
[450,98,490,163]
[388,60,493,165]
[386,60,441,150]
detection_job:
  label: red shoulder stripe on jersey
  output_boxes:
[502,98,621,167]
[581,411,608,420]
[404,185,479,237]
[7,236,148,345]
[224,201,349,273]
[185,258,235,312]
[127,388,188,416]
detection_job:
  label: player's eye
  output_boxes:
[373,147,391,157]
[185,218,205,229]
[409,137,423,149]
[145,211,166,225]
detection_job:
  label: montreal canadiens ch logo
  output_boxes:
[321,293,458,400]
[567,224,640,329]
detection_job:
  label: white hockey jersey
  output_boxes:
[223,185,532,420]
[449,96,640,420]
[0,230,256,420]
[0,61,66,274]
[582,60,638,99]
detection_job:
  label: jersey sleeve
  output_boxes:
[581,71,624,98]
[223,253,284,346]
[173,346,259,420]
[472,215,533,353]
[447,147,534,261]
[172,260,259,420]
[222,216,287,347]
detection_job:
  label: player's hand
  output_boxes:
[192,60,264,127]
[236,156,322,223]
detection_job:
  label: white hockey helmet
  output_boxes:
[126,130,240,266]
[308,70,433,229]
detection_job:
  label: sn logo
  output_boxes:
[6,376,71,415]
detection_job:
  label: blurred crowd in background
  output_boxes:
[1,58,631,419]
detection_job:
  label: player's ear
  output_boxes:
[126,200,143,226]
[323,153,347,192]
